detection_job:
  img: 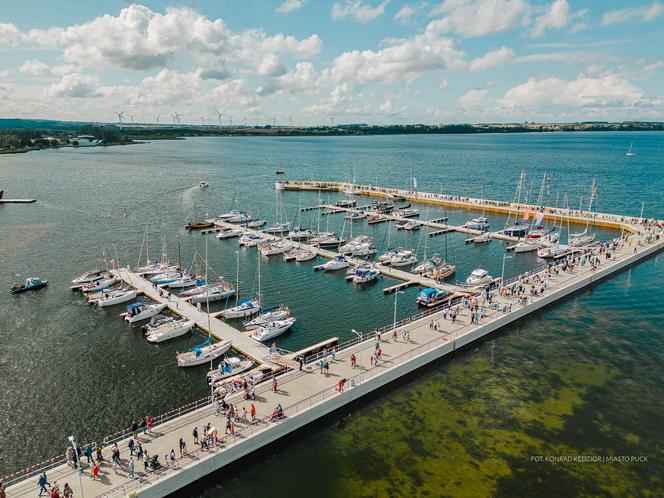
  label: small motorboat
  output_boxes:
[367,214,388,224]
[146,318,194,343]
[185,220,214,230]
[386,193,406,202]
[245,306,291,330]
[94,289,137,307]
[142,314,175,333]
[81,277,118,293]
[416,288,450,307]
[259,240,292,256]
[216,228,244,239]
[222,298,260,319]
[344,210,367,221]
[502,225,528,237]
[509,242,538,253]
[207,357,255,385]
[71,270,105,286]
[275,169,285,175]
[247,219,267,229]
[295,248,318,262]
[168,275,206,289]
[322,255,350,271]
[263,222,292,234]
[537,245,568,259]
[334,199,356,208]
[397,220,420,231]
[250,317,296,342]
[11,277,48,294]
[199,181,209,188]
[177,339,233,367]
[394,208,419,218]
[390,250,417,267]
[189,282,236,304]
[464,217,490,230]
[466,268,493,286]
[352,268,380,284]
[123,302,167,323]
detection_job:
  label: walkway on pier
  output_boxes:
[7,225,662,498]
[113,268,272,367]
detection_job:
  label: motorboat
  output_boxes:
[394,208,419,218]
[123,302,167,323]
[185,220,214,230]
[198,181,209,188]
[295,248,318,262]
[344,210,367,221]
[464,217,490,230]
[94,289,137,307]
[250,318,296,342]
[370,201,395,213]
[207,357,255,385]
[508,242,538,253]
[413,255,444,274]
[259,240,292,256]
[537,245,569,259]
[168,275,206,289]
[397,220,420,231]
[416,288,450,307]
[189,282,236,304]
[247,219,267,228]
[71,269,105,286]
[216,228,244,239]
[390,250,417,267]
[142,314,173,333]
[466,268,493,286]
[472,233,491,244]
[316,234,346,247]
[502,225,529,237]
[378,247,399,263]
[263,222,291,234]
[352,268,380,284]
[367,214,388,224]
[287,227,313,240]
[386,193,406,202]
[146,318,194,343]
[11,277,48,294]
[334,199,356,208]
[275,169,285,175]
[322,255,350,271]
[81,277,118,293]
[222,299,260,319]
[176,339,233,367]
[244,306,291,330]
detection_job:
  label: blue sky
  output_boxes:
[1,0,663,124]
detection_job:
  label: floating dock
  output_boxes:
[5,184,661,498]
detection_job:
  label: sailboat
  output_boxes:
[568,180,597,247]
[222,254,260,319]
[626,143,635,157]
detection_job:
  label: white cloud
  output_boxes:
[642,61,664,75]
[531,0,586,38]
[332,0,391,24]
[469,46,515,71]
[427,0,530,37]
[459,88,489,109]
[1,5,321,72]
[276,0,307,14]
[257,54,287,77]
[602,1,663,26]
[500,72,643,108]
[394,5,416,23]
[325,32,465,85]
[19,59,75,76]
[45,73,101,98]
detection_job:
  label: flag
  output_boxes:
[523,207,531,221]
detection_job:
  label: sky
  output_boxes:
[0,0,663,125]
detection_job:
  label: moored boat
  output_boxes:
[189,282,236,304]
[222,298,260,319]
[466,268,493,286]
[123,302,167,323]
[244,306,291,330]
[176,339,233,367]
[352,268,380,284]
[94,289,137,307]
[250,318,296,342]
[146,318,194,343]
[295,247,318,262]
[416,288,450,307]
[322,255,350,271]
[207,357,255,385]
[464,217,490,230]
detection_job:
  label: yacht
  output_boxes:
[464,217,490,230]
[263,222,292,234]
[71,269,105,286]
[295,247,318,262]
[502,225,529,237]
[416,288,450,307]
[316,234,346,248]
[247,219,267,228]
[394,208,419,218]
[508,242,538,253]
[176,339,233,367]
[378,247,399,263]
[94,289,137,307]
[344,210,367,221]
[287,227,313,240]
[244,306,291,330]
[216,228,244,239]
[222,298,260,319]
[146,318,194,343]
[390,250,417,267]
[259,240,292,256]
[466,268,493,286]
[189,282,236,304]
[352,268,380,284]
[322,255,350,271]
[168,275,206,289]
[250,318,296,342]
[123,302,167,324]
[397,220,420,231]
[207,357,255,385]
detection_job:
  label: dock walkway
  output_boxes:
[7,222,663,498]
[113,268,271,367]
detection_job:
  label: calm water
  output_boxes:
[1,132,663,495]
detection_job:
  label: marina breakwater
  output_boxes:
[5,205,662,497]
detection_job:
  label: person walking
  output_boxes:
[128,457,135,479]
[192,426,199,445]
[62,483,73,498]
[84,444,93,464]
[250,403,256,422]
[38,472,50,496]
[272,376,278,393]
[143,451,149,472]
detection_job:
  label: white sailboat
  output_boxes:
[626,142,635,156]
[322,255,350,271]
[94,289,137,307]
[244,306,291,330]
[189,282,235,304]
[176,339,233,367]
[146,318,194,343]
[250,317,296,342]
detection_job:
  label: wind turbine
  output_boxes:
[273,114,276,127]
[128,113,135,124]
[115,111,124,125]
[243,117,247,126]
[173,112,182,125]
[216,110,223,130]
[289,115,293,126]
[200,115,206,125]
[228,115,232,127]
[154,115,159,124]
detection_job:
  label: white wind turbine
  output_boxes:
[128,113,135,124]
[216,110,223,130]
[115,111,124,125]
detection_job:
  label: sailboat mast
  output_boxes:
[235,250,240,305]
[257,251,261,304]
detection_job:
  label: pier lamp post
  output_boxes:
[501,253,513,288]
[351,329,362,380]
[68,435,85,498]
[393,290,404,333]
